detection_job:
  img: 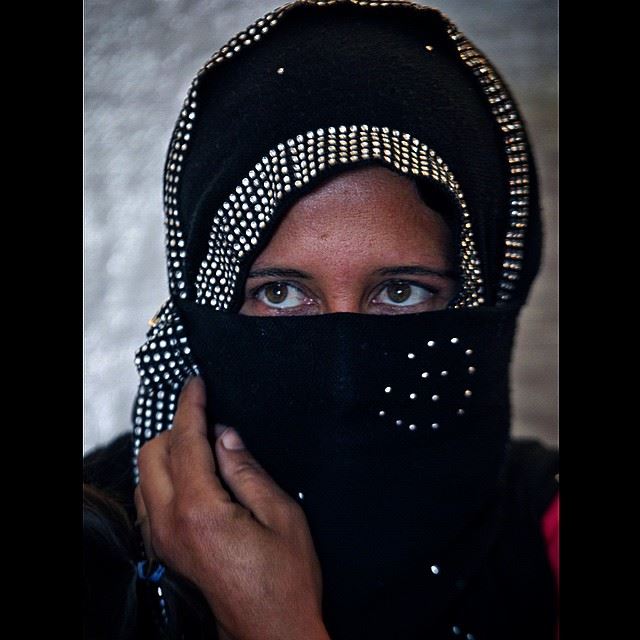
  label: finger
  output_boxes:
[216,622,234,640]
[169,376,230,503]
[134,487,155,560]
[215,426,297,528]
[134,485,146,521]
[137,430,174,523]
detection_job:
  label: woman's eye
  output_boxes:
[374,282,435,307]
[255,282,308,309]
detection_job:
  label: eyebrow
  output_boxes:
[374,265,459,280]
[248,267,312,279]
[247,265,458,280]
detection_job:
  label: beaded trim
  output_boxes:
[444,20,531,302]
[132,299,199,479]
[194,124,484,309]
[163,0,531,307]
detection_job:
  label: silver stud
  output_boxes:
[385,386,392,393]
[432,394,439,402]
[441,370,448,377]
[427,340,435,347]
[379,410,386,417]
[451,337,459,344]
[431,423,439,429]
[464,390,472,397]
[425,45,434,52]
[396,419,403,426]
[409,393,417,399]
[430,565,440,575]
[409,424,417,431]
[457,409,465,416]
[452,626,461,635]
[421,372,429,378]
[465,349,473,356]
[407,352,415,359]
[466,635,475,640]
[468,366,476,374]
[187,122,483,310]
[298,491,304,500]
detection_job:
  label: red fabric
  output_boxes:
[541,491,559,639]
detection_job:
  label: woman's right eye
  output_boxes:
[255,282,308,309]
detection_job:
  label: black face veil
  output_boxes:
[132,2,551,638]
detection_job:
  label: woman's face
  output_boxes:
[239,165,458,316]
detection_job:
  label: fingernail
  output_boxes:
[221,428,245,451]
[213,423,228,439]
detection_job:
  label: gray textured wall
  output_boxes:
[84,0,558,454]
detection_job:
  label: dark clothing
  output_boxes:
[83,432,558,639]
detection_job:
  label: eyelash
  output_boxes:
[374,279,438,306]
[250,280,439,308]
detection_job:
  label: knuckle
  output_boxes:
[281,499,305,522]
[156,430,171,445]
[137,441,153,468]
[168,428,191,450]
[138,433,166,467]
[172,499,239,549]
[231,457,263,481]
[266,497,305,528]
[174,500,208,530]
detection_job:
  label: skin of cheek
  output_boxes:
[239,166,457,315]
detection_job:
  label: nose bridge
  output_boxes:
[318,267,367,314]
[325,299,362,314]
[323,283,366,313]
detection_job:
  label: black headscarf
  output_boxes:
[132,2,554,638]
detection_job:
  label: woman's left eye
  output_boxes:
[373,282,435,307]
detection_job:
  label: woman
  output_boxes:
[84,1,558,638]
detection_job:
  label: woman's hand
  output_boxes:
[134,376,329,640]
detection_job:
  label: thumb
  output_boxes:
[214,425,295,528]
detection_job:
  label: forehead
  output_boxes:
[249,165,454,268]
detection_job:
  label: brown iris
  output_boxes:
[387,282,412,303]
[264,283,288,304]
